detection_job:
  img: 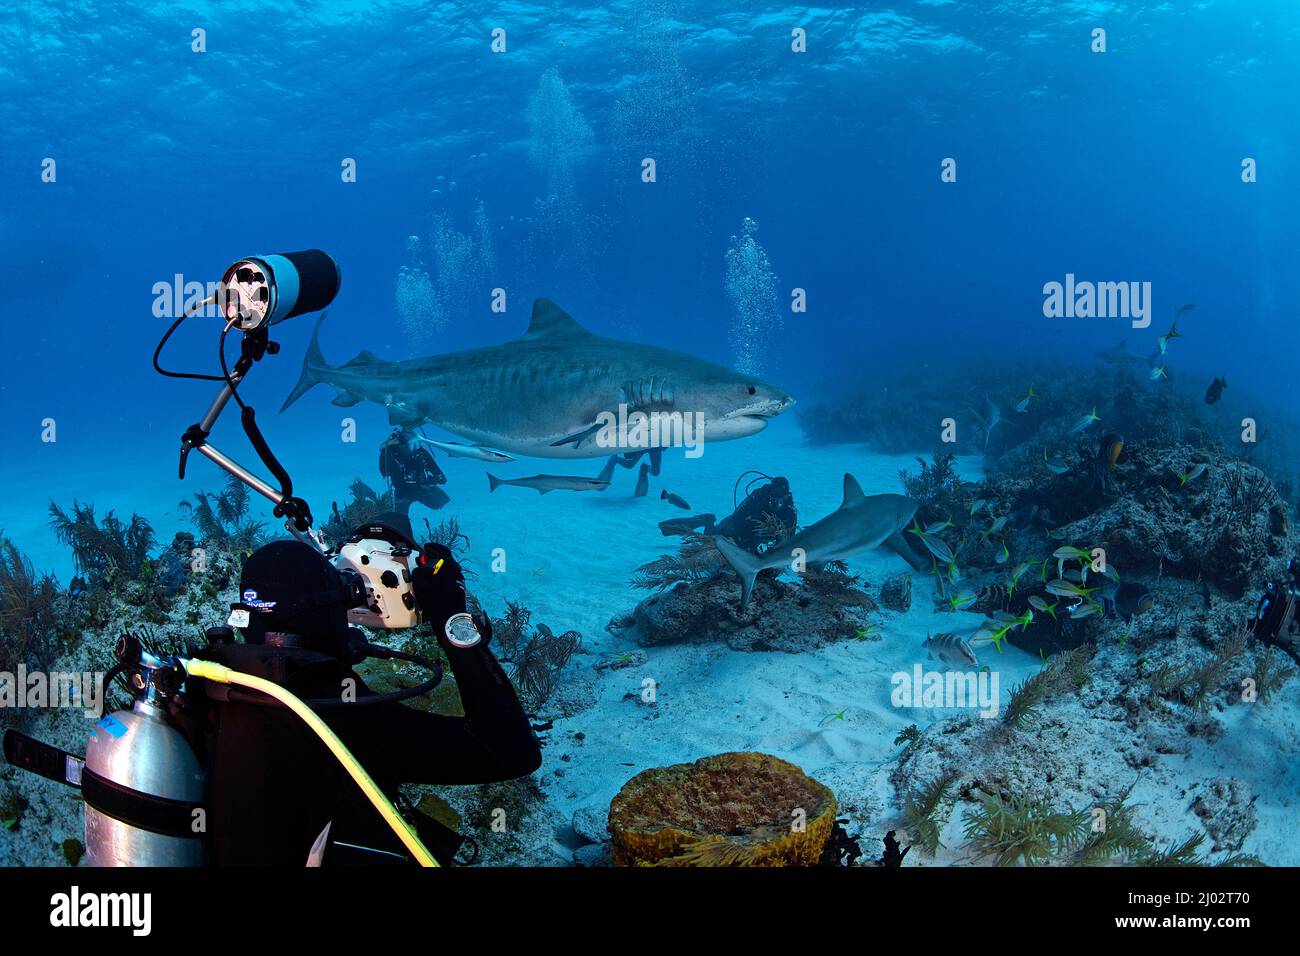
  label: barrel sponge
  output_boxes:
[608,752,837,866]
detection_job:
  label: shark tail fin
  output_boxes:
[487,473,502,493]
[281,312,333,412]
[711,536,763,610]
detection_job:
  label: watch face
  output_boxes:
[445,612,481,648]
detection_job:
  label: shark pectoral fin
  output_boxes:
[883,531,928,572]
[711,536,764,610]
[550,422,602,449]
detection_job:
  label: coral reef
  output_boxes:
[888,613,1281,865]
[610,560,874,652]
[879,572,913,612]
[48,500,155,591]
[0,536,61,672]
[1189,778,1257,853]
[182,474,268,554]
[490,601,582,712]
[608,752,836,866]
[321,478,395,545]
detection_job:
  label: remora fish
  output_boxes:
[711,475,918,608]
[486,473,610,494]
[415,437,514,463]
[283,299,794,459]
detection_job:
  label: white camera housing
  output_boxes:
[333,536,421,630]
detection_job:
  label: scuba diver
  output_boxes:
[379,425,450,515]
[195,537,540,865]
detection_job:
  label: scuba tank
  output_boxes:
[82,635,206,866]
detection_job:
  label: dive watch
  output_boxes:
[444,612,482,649]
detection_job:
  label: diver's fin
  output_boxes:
[711,536,765,610]
[550,422,602,449]
[658,514,717,537]
[595,456,618,485]
[306,821,332,868]
[841,474,866,507]
[281,311,332,412]
[883,530,928,572]
[649,448,663,476]
[523,299,591,340]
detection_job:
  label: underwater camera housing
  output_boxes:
[332,522,423,630]
[1250,556,1300,649]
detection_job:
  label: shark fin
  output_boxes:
[841,474,866,507]
[711,536,765,610]
[883,530,928,572]
[330,388,362,407]
[550,422,602,448]
[342,350,381,367]
[487,473,502,493]
[524,299,590,340]
[281,311,331,412]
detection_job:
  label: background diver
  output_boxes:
[194,538,541,865]
[379,425,450,515]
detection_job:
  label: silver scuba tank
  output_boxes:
[83,640,206,866]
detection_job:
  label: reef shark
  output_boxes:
[282,299,794,459]
[711,475,920,608]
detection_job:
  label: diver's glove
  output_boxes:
[412,544,490,651]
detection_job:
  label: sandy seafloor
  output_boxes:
[3,412,1298,866]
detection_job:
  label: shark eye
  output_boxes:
[747,385,757,395]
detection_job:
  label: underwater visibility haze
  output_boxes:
[2,0,1300,875]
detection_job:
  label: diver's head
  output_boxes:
[237,540,352,657]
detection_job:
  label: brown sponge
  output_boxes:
[608,752,837,866]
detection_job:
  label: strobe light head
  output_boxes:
[219,249,341,331]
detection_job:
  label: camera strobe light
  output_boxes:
[219,249,341,331]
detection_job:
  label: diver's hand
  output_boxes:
[412,544,466,627]
[412,544,489,649]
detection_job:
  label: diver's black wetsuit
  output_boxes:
[380,434,450,513]
[197,629,539,865]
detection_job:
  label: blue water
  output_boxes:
[3,4,1295,493]
[3,0,1300,869]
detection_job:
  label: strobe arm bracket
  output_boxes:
[176,328,318,541]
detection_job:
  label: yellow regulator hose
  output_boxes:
[186,658,438,867]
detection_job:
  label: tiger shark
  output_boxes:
[282,299,794,460]
[712,476,920,608]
